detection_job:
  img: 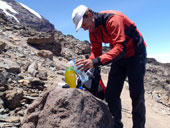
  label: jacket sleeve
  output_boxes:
[88,32,103,67]
[99,15,126,65]
[89,32,102,59]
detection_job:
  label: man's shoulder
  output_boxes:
[99,10,123,15]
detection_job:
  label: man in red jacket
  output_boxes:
[72,5,146,128]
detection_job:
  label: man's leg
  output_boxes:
[105,61,126,128]
[127,56,146,128]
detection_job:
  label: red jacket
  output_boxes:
[89,10,146,66]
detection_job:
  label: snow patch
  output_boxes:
[19,2,42,19]
[0,0,19,23]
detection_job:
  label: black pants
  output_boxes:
[105,55,146,128]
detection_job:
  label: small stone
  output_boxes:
[29,78,45,90]
[37,50,53,60]
[18,79,30,86]
[30,93,39,97]
[5,116,20,123]
[0,86,6,91]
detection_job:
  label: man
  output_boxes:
[72,5,147,128]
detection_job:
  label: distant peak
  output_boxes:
[0,0,19,23]
[19,2,42,19]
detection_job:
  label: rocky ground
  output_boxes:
[101,74,170,128]
[0,19,170,127]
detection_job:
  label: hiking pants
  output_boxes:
[105,55,146,128]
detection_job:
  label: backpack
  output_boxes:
[77,67,106,100]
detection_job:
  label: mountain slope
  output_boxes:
[0,0,55,32]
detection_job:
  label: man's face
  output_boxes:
[81,16,95,32]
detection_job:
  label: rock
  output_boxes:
[4,89,24,110]
[0,72,6,85]
[167,99,170,107]
[27,61,38,76]
[0,122,20,128]
[27,34,54,45]
[0,41,6,52]
[36,71,48,81]
[56,70,65,76]
[29,78,45,90]
[21,87,114,128]
[0,70,22,89]
[152,94,160,102]
[0,58,21,73]
[0,112,9,120]
[0,97,4,109]
[30,93,39,97]
[12,36,21,41]
[17,110,25,116]
[18,79,30,86]
[159,95,169,106]
[23,96,38,105]
[75,40,90,55]
[27,34,61,56]
[0,86,6,91]
[0,13,8,24]
[166,80,170,84]
[0,72,7,92]
[5,116,20,123]
[37,50,53,60]
[61,48,75,59]
[145,61,170,105]
[0,116,20,123]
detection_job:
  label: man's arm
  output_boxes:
[96,15,126,65]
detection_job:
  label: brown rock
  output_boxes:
[4,116,20,123]
[37,50,53,60]
[18,79,30,86]
[0,41,6,52]
[27,34,54,45]
[21,87,113,128]
[5,89,24,110]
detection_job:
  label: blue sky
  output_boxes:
[16,0,170,63]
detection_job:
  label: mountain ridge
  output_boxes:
[0,0,55,32]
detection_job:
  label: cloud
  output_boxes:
[148,53,170,63]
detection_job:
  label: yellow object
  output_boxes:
[65,67,76,88]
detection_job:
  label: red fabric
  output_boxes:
[89,10,146,65]
[99,79,106,93]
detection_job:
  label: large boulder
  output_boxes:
[27,33,62,56]
[21,87,114,128]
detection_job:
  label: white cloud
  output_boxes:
[147,53,170,63]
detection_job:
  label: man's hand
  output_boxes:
[75,59,93,71]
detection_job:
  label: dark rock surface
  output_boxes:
[21,87,113,128]
[145,58,170,106]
